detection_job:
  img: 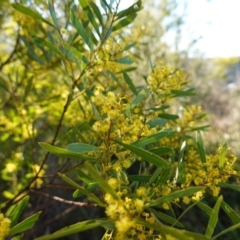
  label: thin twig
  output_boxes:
[30,189,98,207]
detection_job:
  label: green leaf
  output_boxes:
[32,36,63,56]
[115,140,169,168]
[147,118,167,128]
[128,175,151,182]
[210,195,240,224]
[12,4,54,27]
[135,219,209,240]
[148,167,163,185]
[196,131,206,164]
[66,143,100,153]
[171,89,196,97]
[73,182,98,198]
[147,187,205,207]
[76,168,94,183]
[148,208,183,228]
[123,72,138,95]
[58,173,105,207]
[196,201,213,216]
[112,14,137,32]
[149,147,172,155]
[22,76,33,102]
[156,168,171,186]
[79,0,100,37]
[158,113,179,120]
[39,142,98,161]
[205,195,223,238]
[9,211,41,235]
[48,0,59,29]
[35,219,110,240]
[219,142,227,169]
[212,223,240,240]
[84,162,119,199]
[116,0,142,20]
[115,57,133,64]
[89,2,103,25]
[124,88,150,112]
[59,46,78,63]
[70,9,93,51]
[11,236,23,240]
[132,130,173,148]
[218,183,240,192]
[10,196,29,228]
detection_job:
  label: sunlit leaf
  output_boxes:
[147,187,205,207]
[196,131,206,164]
[124,88,150,112]
[35,219,110,240]
[205,195,223,238]
[12,4,54,27]
[58,173,105,207]
[9,211,41,235]
[112,14,137,32]
[115,140,169,168]
[123,72,138,95]
[10,196,29,228]
[85,162,119,199]
[135,219,209,240]
[66,143,100,153]
[32,36,63,56]
[39,142,98,160]
[70,9,93,51]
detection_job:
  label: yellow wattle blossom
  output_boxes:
[0,213,11,240]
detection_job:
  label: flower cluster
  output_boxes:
[0,213,11,240]
[147,63,187,103]
[91,88,157,173]
[182,146,237,201]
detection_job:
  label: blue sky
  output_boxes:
[118,0,240,58]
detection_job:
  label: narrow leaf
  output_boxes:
[218,183,240,192]
[128,175,151,182]
[70,9,93,51]
[148,208,183,228]
[73,183,98,198]
[66,143,100,153]
[48,1,59,29]
[123,72,138,95]
[32,36,63,56]
[135,219,209,240]
[158,113,179,120]
[9,212,41,235]
[89,2,103,25]
[205,195,223,238]
[12,4,54,27]
[35,219,110,240]
[85,162,119,199]
[58,173,105,207]
[212,223,240,240]
[124,88,150,112]
[116,0,142,20]
[196,131,206,164]
[147,187,205,207]
[132,131,172,148]
[115,57,133,64]
[112,14,137,32]
[10,196,29,227]
[39,142,98,160]
[196,201,212,216]
[115,140,169,168]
